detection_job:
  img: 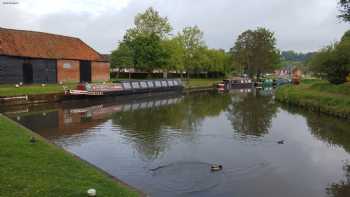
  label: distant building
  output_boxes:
[0,27,109,84]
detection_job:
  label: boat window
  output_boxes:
[168,80,174,86]
[173,80,178,86]
[140,81,148,88]
[161,80,168,87]
[132,82,140,89]
[147,81,154,88]
[122,82,131,90]
[155,81,162,87]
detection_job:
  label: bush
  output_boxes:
[309,30,350,84]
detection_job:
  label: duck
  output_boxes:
[211,164,223,172]
[30,137,36,144]
[277,140,284,144]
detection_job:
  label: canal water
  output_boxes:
[2,90,350,197]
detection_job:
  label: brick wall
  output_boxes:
[91,61,110,82]
[57,60,79,83]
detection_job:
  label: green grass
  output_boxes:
[0,114,140,197]
[275,80,350,118]
[184,78,222,88]
[0,84,77,97]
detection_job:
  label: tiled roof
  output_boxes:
[0,27,104,61]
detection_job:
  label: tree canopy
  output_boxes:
[308,30,350,84]
[231,27,281,79]
[111,8,282,79]
[125,7,172,40]
[339,0,350,22]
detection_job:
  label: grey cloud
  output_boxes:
[1,0,349,53]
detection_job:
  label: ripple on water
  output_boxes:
[149,161,224,194]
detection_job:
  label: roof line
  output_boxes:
[0,26,80,40]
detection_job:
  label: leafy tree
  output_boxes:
[125,7,172,40]
[339,0,350,22]
[161,37,185,78]
[309,31,350,84]
[126,33,168,76]
[231,27,281,80]
[122,7,172,76]
[110,42,133,78]
[281,50,314,62]
[177,26,206,78]
[203,48,232,77]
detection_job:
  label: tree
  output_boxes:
[126,33,168,76]
[125,7,172,40]
[122,7,172,76]
[177,26,206,78]
[281,50,314,62]
[309,30,350,84]
[202,48,232,77]
[161,37,185,78]
[110,42,133,78]
[231,27,280,80]
[339,0,350,22]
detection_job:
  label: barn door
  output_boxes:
[80,61,91,83]
[22,63,33,84]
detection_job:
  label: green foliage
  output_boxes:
[112,7,269,78]
[231,27,280,79]
[121,7,172,74]
[126,33,168,73]
[203,48,232,74]
[0,115,138,197]
[161,37,185,72]
[281,51,314,62]
[124,7,172,40]
[110,42,133,69]
[177,26,206,76]
[309,30,350,84]
[339,0,350,22]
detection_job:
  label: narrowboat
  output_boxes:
[67,79,183,97]
[217,77,254,91]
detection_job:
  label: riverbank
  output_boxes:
[0,79,220,106]
[0,84,76,97]
[275,80,350,119]
[0,114,141,197]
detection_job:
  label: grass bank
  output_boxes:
[0,84,76,97]
[183,78,222,88]
[0,114,140,197]
[275,80,350,119]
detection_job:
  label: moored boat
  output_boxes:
[217,77,254,90]
[67,79,183,96]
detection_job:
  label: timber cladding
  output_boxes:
[0,55,57,84]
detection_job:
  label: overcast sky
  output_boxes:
[0,0,349,53]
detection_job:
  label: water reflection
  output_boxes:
[227,89,278,139]
[2,91,350,197]
[111,92,232,160]
[280,105,350,154]
[327,163,350,197]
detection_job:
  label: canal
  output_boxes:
[2,90,350,197]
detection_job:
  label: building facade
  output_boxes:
[0,27,109,84]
